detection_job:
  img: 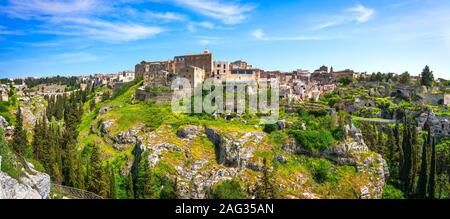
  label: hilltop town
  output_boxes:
[1,50,449,200]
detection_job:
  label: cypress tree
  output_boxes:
[126,173,135,199]
[416,135,428,199]
[428,137,436,199]
[87,144,108,197]
[12,106,29,156]
[400,121,414,197]
[108,163,117,199]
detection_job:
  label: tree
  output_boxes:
[428,137,436,199]
[108,163,117,199]
[87,144,108,197]
[136,157,154,199]
[89,99,96,112]
[338,76,354,86]
[126,173,135,199]
[400,121,414,197]
[420,65,434,87]
[12,106,29,156]
[416,135,428,199]
[399,72,411,84]
[254,158,276,199]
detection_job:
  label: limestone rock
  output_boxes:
[0,116,8,128]
[205,127,260,168]
[98,105,116,116]
[176,125,200,140]
[277,120,286,130]
[0,157,51,199]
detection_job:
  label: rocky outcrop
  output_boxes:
[205,127,261,169]
[98,105,117,116]
[283,124,389,199]
[176,126,200,140]
[0,116,8,129]
[175,160,240,199]
[0,156,51,199]
[140,143,186,168]
[418,110,450,137]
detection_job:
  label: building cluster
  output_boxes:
[135,50,362,102]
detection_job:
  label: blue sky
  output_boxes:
[0,0,449,79]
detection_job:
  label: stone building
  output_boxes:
[313,65,329,74]
[118,71,135,83]
[213,61,230,77]
[331,69,356,79]
[174,49,213,78]
[135,60,174,80]
[178,66,206,89]
[230,60,252,70]
[142,62,175,88]
[221,69,261,82]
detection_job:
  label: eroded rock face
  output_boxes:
[175,160,240,199]
[283,124,389,199]
[324,125,389,199]
[205,127,260,168]
[0,157,51,199]
[144,143,186,168]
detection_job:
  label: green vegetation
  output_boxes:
[211,180,246,199]
[288,130,334,152]
[0,128,24,179]
[383,184,405,199]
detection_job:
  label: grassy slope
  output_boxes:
[77,82,377,199]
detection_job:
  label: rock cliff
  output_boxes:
[0,156,51,199]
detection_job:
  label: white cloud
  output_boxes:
[57,52,99,64]
[0,0,105,19]
[169,0,255,24]
[251,29,330,41]
[313,4,374,30]
[144,11,187,22]
[347,4,374,23]
[0,0,164,42]
[45,17,164,42]
[0,25,23,35]
[251,29,265,40]
[188,21,215,32]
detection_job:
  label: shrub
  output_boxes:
[383,184,405,199]
[312,159,334,183]
[211,180,246,199]
[308,109,329,117]
[338,76,355,86]
[289,130,334,152]
[263,124,278,133]
[332,126,345,142]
